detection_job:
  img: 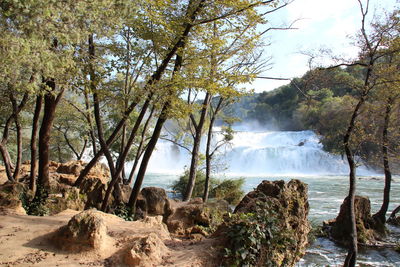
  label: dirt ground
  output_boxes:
[0,209,221,267]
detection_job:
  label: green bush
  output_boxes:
[113,204,134,221]
[20,186,49,216]
[171,170,244,204]
[211,178,244,205]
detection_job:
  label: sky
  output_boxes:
[250,0,399,93]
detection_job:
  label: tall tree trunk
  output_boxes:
[37,80,63,194]
[30,96,43,190]
[342,97,365,267]
[373,97,394,224]
[183,92,211,201]
[203,97,223,202]
[128,104,168,213]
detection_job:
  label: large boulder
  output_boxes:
[167,198,230,237]
[136,187,172,221]
[218,179,310,267]
[79,178,107,210]
[324,195,385,245]
[53,209,113,252]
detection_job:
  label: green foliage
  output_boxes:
[222,199,295,267]
[113,203,134,221]
[212,179,245,206]
[171,170,244,204]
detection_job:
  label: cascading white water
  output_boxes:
[145,129,375,176]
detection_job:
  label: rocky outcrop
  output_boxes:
[219,179,310,267]
[324,195,385,245]
[53,209,113,252]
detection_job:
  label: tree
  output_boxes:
[331,2,400,266]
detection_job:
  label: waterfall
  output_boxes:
[144,129,375,176]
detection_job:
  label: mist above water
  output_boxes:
[145,123,376,176]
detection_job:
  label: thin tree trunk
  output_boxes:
[120,124,127,180]
[9,93,28,181]
[0,91,29,182]
[183,92,211,201]
[30,96,43,190]
[126,107,155,185]
[84,90,97,156]
[203,122,213,202]
[0,143,14,182]
[373,97,394,224]
[0,114,14,181]
[13,112,22,180]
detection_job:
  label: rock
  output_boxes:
[136,187,172,221]
[57,161,84,176]
[86,162,110,184]
[220,179,310,267]
[59,174,77,186]
[325,195,384,245]
[166,199,229,237]
[0,182,28,215]
[124,233,169,267]
[46,186,85,215]
[54,209,112,252]
[167,202,210,235]
[79,178,107,210]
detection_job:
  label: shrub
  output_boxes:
[211,178,244,205]
[20,185,49,216]
[171,170,244,204]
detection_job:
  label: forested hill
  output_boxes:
[230,67,359,131]
[229,66,400,172]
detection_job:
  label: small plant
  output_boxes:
[171,170,244,204]
[113,204,134,221]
